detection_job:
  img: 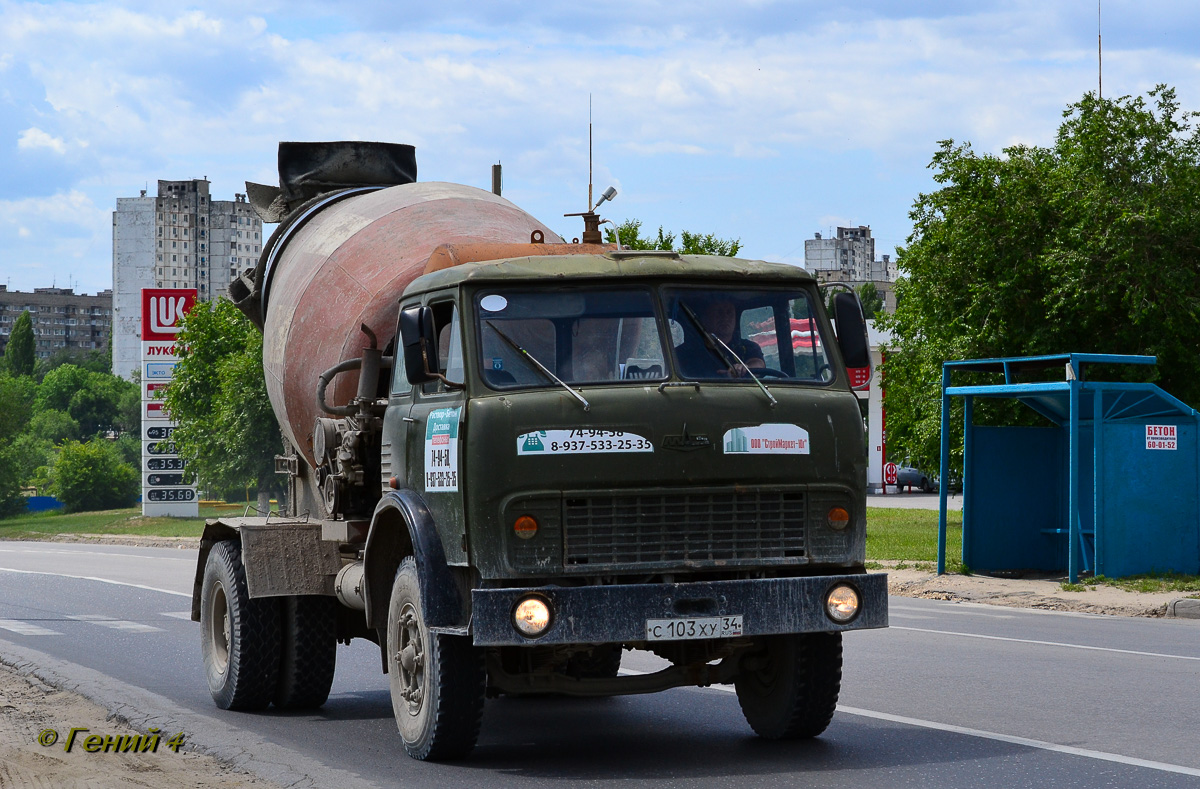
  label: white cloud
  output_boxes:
[1,1,1199,291]
[18,227,30,238]
[17,127,66,154]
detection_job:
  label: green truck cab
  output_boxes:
[195,212,886,761]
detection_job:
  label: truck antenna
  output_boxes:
[588,94,593,211]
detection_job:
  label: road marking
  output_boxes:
[0,547,192,562]
[66,615,164,633]
[0,567,189,597]
[890,603,1015,619]
[0,619,61,636]
[891,626,1200,661]
[620,669,1200,778]
[161,611,193,620]
[887,613,936,620]
[835,706,1200,778]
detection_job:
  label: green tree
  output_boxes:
[5,311,35,377]
[36,364,137,437]
[605,219,741,256]
[878,85,1200,472]
[164,298,282,509]
[10,434,55,490]
[856,282,884,320]
[49,439,139,512]
[0,372,36,442]
[0,443,25,518]
[28,409,79,444]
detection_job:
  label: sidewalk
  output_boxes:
[868,491,963,511]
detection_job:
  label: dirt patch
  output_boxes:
[0,660,280,789]
[879,563,1178,617]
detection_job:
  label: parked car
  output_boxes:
[895,465,934,493]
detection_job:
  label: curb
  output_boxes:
[0,640,381,789]
[1166,598,1200,619]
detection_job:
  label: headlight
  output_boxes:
[512,596,553,637]
[825,584,860,624]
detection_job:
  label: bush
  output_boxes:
[49,439,139,513]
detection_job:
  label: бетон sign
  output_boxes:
[1146,424,1178,451]
[141,289,198,516]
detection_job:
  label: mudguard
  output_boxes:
[363,489,462,630]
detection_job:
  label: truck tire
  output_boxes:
[200,540,281,711]
[387,557,485,760]
[734,632,842,739]
[275,595,337,709]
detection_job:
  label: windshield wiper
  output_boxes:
[485,321,590,411]
[678,303,777,408]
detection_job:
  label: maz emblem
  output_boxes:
[662,423,711,451]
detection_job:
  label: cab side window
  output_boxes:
[391,307,412,395]
[427,301,463,392]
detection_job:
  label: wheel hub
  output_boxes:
[395,605,425,710]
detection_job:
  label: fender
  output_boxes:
[363,489,462,630]
[190,519,240,621]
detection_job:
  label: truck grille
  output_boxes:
[563,490,806,569]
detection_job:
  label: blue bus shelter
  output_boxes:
[937,354,1200,582]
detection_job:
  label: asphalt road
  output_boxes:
[0,542,1197,788]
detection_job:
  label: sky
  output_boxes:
[2,0,1200,295]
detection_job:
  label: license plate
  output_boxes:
[645,615,743,641]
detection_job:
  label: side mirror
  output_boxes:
[832,292,871,372]
[399,305,438,385]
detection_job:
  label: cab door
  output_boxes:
[380,305,416,493]
[404,296,468,564]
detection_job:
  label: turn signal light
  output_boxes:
[827,507,850,530]
[514,515,539,540]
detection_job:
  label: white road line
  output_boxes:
[620,669,1200,778]
[66,615,164,633]
[887,613,936,620]
[0,547,192,562]
[0,619,61,636]
[0,567,189,597]
[160,611,193,620]
[835,706,1200,779]
[891,625,1200,661]
[889,604,1015,619]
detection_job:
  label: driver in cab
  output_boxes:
[675,298,765,379]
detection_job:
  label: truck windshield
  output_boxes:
[663,287,833,383]
[477,289,668,389]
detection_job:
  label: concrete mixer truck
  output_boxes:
[189,141,888,761]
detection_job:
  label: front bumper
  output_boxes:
[471,571,888,646]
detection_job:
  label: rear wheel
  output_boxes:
[735,632,842,739]
[388,557,485,760]
[200,541,281,711]
[275,595,338,709]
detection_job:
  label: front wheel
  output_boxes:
[734,632,842,739]
[388,557,486,760]
[200,541,281,711]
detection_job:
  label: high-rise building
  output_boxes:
[803,226,897,312]
[112,180,263,379]
[0,286,112,359]
[804,226,896,281]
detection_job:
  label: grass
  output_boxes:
[866,507,966,573]
[0,502,248,540]
[1059,572,1200,595]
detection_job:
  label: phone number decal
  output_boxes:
[517,429,653,455]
